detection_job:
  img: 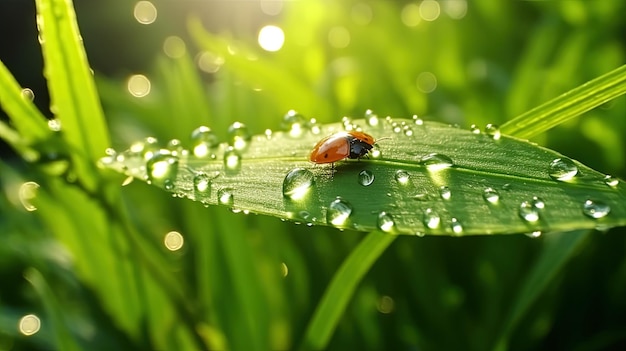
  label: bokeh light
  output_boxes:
[19,181,39,212]
[18,314,41,336]
[420,0,441,22]
[258,25,285,52]
[260,0,283,16]
[163,36,186,58]
[328,27,350,49]
[196,52,224,73]
[164,231,184,251]
[416,72,437,93]
[127,74,151,97]
[351,3,373,25]
[443,0,468,20]
[401,4,421,27]
[133,1,157,25]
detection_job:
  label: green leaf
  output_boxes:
[102,116,626,236]
[301,230,396,349]
[35,0,110,191]
[501,64,626,139]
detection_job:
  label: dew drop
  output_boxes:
[46,118,61,132]
[469,124,480,134]
[282,168,315,200]
[403,125,414,136]
[365,109,379,126]
[519,201,540,222]
[377,211,396,233]
[549,158,578,181]
[419,153,454,171]
[223,147,241,174]
[358,170,375,186]
[19,314,41,336]
[604,175,619,187]
[394,170,410,184]
[531,196,545,210]
[217,188,234,206]
[193,172,211,195]
[412,114,424,125]
[166,139,185,156]
[136,137,159,160]
[439,186,451,200]
[582,199,610,219]
[191,126,219,158]
[327,198,353,227]
[450,218,463,234]
[21,88,35,101]
[19,181,40,212]
[423,208,440,229]
[228,122,251,151]
[146,151,179,189]
[282,110,309,137]
[484,123,501,140]
[482,187,499,204]
[525,231,542,238]
[164,231,184,251]
[370,144,382,159]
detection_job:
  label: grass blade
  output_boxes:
[501,64,626,139]
[35,0,110,191]
[300,231,396,349]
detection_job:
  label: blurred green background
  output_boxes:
[1,0,626,350]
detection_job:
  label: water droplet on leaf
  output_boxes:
[484,123,501,140]
[423,208,440,229]
[327,198,353,227]
[365,109,379,126]
[549,158,578,181]
[217,188,234,206]
[450,218,463,234]
[604,175,619,187]
[223,147,241,174]
[191,126,219,158]
[483,187,499,204]
[419,153,454,171]
[193,172,211,195]
[282,168,314,200]
[519,201,540,222]
[439,186,451,200]
[394,170,410,184]
[377,211,396,233]
[582,199,610,219]
[358,170,375,186]
[146,151,179,189]
[282,110,308,137]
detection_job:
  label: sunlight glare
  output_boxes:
[258,25,285,52]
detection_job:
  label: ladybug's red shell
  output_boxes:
[309,131,375,164]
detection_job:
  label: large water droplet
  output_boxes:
[482,187,499,204]
[412,114,424,125]
[549,158,578,181]
[377,211,396,233]
[365,109,379,126]
[193,172,211,195]
[582,199,610,219]
[358,170,375,186]
[327,198,353,227]
[419,153,454,171]
[217,188,234,206]
[19,314,41,336]
[439,186,451,200]
[282,168,314,200]
[450,218,463,234]
[604,175,619,187]
[282,110,308,137]
[146,151,179,190]
[484,123,501,140]
[519,201,540,222]
[228,121,251,151]
[469,124,480,134]
[21,88,35,101]
[223,147,241,174]
[423,208,440,229]
[141,137,160,160]
[191,126,219,158]
[531,196,545,210]
[19,181,40,212]
[394,170,410,184]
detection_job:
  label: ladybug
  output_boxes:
[309,131,376,165]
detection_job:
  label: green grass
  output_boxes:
[1,1,626,350]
